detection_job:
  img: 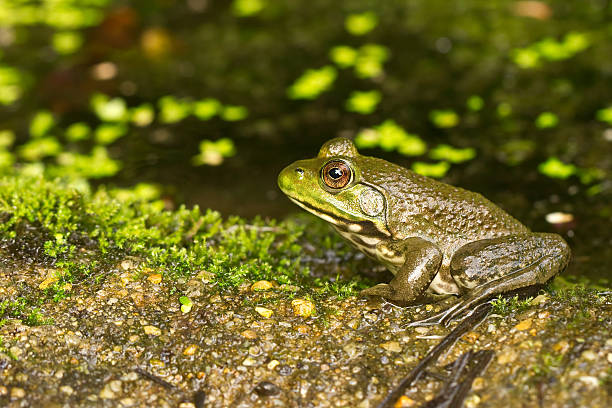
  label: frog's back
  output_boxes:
[359,157,528,248]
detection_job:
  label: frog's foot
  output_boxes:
[360,283,395,299]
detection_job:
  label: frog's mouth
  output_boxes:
[287,197,390,238]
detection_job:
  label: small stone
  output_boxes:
[347,319,361,330]
[472,377,485,391]
[39,273,59,290]
[143,325,162,336]
[149,358,165,367]
[296,325,309,334]
[120,398,136,407]
[394,395,416,407]
[579,376,599,389]
[196,270,215,282]
[241,329,258,339]
[253,381,280,397]
[242,356,257,366]
[121,260,133,270]
[464,394,481,408]
[514,318,532,331]
[463,331,480,344]
[414,326,429,335]
[183,344,198,356]
[380,341,402,353]
[536,311,549,320]
[291,298,316,317]
[267,360,280,370]
[147,274,162,284]
[607,353,612,364]
[99,381,122,399]
[179,403,196,408]
[251,280,274,291]
[10,387,25,399]
[425,304,434,311]
[582,350,597,361]
[606,338,612,347]
[255,307,273,318]
[530,294,548,306]
[553,340,570,354]
[497,348,517,364]
[0,386,7,396]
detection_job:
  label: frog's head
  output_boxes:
[278,137,390,236]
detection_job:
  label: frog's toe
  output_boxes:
[360,284,394,299]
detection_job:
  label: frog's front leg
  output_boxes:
[360,237,442,304]
[410,232,570,326]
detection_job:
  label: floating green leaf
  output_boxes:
[65,123,91,142]
[91,94,128,122]
[193,99,221,120]
[0,130,16,148]
[232,0,266,17]
[429,144,476,163]
[52,31,83,55]
[192,138,236,166]
[429,110,459,128]
[467,95,484,111]
[130,104,155,127]
[287,66,337,100]
[95,124,128,145]
[596,106,612,124]
[221,105,248,121]
[412,161,450,178]
[19,137,62,161]
[158,96,192,123]
[497,103,512,118]
[345,90,381,114]
[538,157,576,179]
[345,12,378,36]
[535,112,559,129]
[53,146,121,179]
[329,46,358,68]
[30,110,55,138]
[355,120,426,156]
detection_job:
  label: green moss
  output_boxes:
[490,294,533,315]
[0,172,365,316]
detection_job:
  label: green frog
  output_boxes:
[278,137,570,325]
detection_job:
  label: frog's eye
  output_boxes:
[321,161,352,189]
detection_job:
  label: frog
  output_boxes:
[278,137,570,325]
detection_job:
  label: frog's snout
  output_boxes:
[278,161,311,197]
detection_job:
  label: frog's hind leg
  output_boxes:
[408,233,570,327]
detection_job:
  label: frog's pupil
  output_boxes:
[329,168,343,179]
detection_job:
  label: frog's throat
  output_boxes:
[288,197,390,238]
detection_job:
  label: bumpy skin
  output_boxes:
[278,137,570,324]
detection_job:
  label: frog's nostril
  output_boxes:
[295,168,304,175]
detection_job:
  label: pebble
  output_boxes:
[253,381,280,397]
[255,307,273,318]
[147,274,162,284]
[99,380,122,399]
[581,350,597,361]
[414,326,429,335]
[291,298,316,317]
[179,403,196,408]
[514,318,532,331]
[183,344,198,356]
[241,329,258,339]
[607,353,612,364]
[393,395,416,407]
[0,386,7,396]
[267,360,280,370]
[143,325,162,336]
[578,376,599,389]
[251,280,274,291]
[60,385,74,395]
[380,341,402,353]
[497,348,517,364]
[553,340,570,354]
[10,387,25,399]
[242,356,257,366]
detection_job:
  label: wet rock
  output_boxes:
[291,298,316,317]
[253,381,280,397]
[251,280,274,291]
[10,387,25,399]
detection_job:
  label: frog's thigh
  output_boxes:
[450,233,570,295]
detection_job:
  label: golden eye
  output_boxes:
[321,161,351,189]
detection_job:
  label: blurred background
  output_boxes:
[0,0,610,285]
